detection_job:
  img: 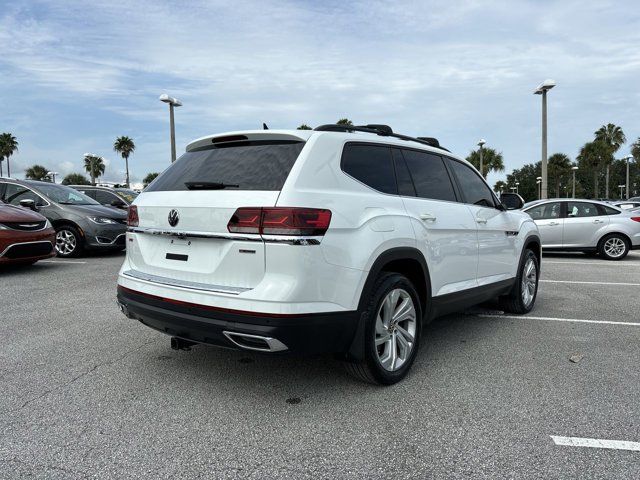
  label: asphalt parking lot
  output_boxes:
[1,251,639,479]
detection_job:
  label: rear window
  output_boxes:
[146,140,305,192]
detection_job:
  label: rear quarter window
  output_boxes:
[146,140,305,192]
[341,143,397,194]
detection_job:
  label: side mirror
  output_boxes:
[500,192,525,210]
[19,199,37,211]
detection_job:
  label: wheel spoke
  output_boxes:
[392,298,414,323]
[395,324,414,344]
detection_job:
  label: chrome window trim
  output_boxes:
[122,269,252,295]
[0,240,54,258]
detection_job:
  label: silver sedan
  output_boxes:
[522,199,640,260]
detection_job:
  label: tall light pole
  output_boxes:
[534,79,556,200]
[624,155,633,200]
[571,166,578,198]
[159,94,182,163]
[618,184,625,199]
[47,171,58,183]
[536,178,541,199]
[515,181,520,194]
[477,139,486,177]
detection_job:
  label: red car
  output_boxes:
[0,203,56,265]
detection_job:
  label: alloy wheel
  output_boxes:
[521,257,537,307]
[374,288,417,372]
[55,229,77,256]
[603,237,626,258]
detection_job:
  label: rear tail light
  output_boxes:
[631,217,640,223]
[127,205,139,227]
[228,207,332,236]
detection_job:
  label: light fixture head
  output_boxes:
[159,94,182,106]
[571,166,579,171]
[478,138,486,147]
[534,79,556,94]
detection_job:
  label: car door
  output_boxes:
[445,159,517,286]
[523,201,563,247]
[393,148,479,296]
[562,201,609,247]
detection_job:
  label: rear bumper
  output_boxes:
[116,286,359,355]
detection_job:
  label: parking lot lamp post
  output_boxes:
[47,171,58,183]
[515,181,520,194]
[571,166,578,198]
[618,184,625,199]
[536,176,542,199]
[510,186,517,193]
[534,80,556,200]
[477,139,486,177]
[624,155,633,200]
[159,94,182,163]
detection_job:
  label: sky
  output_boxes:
[1,0,639,188]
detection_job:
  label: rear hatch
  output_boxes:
[126,132,308,291]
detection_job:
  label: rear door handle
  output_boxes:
[593,219,604,224]
[548,221,560,226]
[475,218,487,224]
[420,213,436,222]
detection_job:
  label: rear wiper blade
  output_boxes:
[185,182,240,190]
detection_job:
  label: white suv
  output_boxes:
[117,124,541,384]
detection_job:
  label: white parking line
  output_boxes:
[39,260,87,264]
[551,435,640,452]
[540,280,640,286]
[478,314,640,327]
[544,261,640,267]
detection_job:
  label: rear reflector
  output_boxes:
[127,205,139,227]
[228,207,332,236]
[631,217,640,223]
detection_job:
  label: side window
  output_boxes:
[567,202,600,218]
[447,160,496,207]
[401,149,456,202]
[526,202,561,220]
[79,189,96,199]
[95,190,117,204]
[602,206,621,215]
[3,184,42,206]
[391,149,416,196]
[341,143,397,194]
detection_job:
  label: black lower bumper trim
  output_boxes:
[117,286,359,355]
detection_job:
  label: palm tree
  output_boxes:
[547,153,572,197]
[493,180,508,194]
[113,136,135,188]
[465,147,505,178]
[24,164,50,181]
[336,118,353,126]
[578,141,608,198]
[0,133,19,178]
[62,173,91,185]
[631,137,640,163]
[143,172,159,188]
[297,124,312,130]
[595,123,626,198]
[83,154,105,185]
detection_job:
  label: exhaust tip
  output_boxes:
[170,337,197,351]
[223,331,288,352]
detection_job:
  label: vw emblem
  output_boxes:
[168,209,180,227]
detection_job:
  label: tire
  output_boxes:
[500,249,539,314]
[598,233,629,261]
[55,225,83,257]
[344,273,422,385]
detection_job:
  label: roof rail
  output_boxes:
[314,124,449,152]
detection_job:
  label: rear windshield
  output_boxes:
[146,140,305,192]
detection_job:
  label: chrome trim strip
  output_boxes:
[223,331,288,352]
[0,240,54,258]
[129,227,322,245]
[122,269,251,295]
[128,227,262,242]
[95,233,126,245]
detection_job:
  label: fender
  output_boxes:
[345,247,432,362]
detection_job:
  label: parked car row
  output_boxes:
[521,198,640,260]
[0,179,128,260]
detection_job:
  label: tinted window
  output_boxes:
[526,202,561,220]
[77,189,96,199]
[95,190,118,204]
[603,206,621,215]
[392,149,416,196]
[567,202,600,218]
[341,144,396,194]
[448,160,496,207]
[147,141,305,192]
[401,150,456,202]
[31,183,98,205]
[3,184,43,206]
